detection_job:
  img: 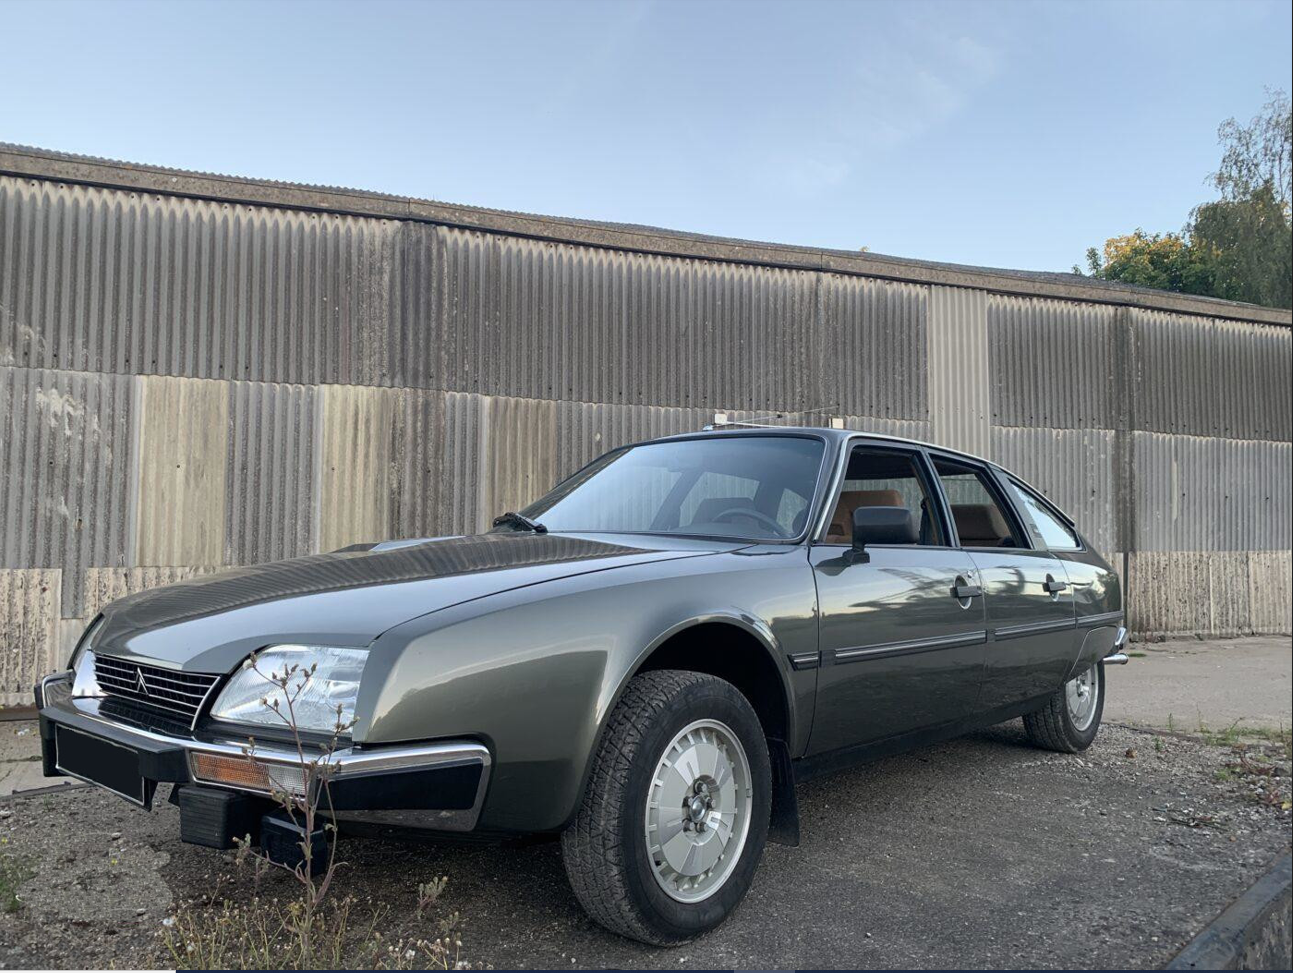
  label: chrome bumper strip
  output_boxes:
[1102,626,1131,664]
[38,675,491,831]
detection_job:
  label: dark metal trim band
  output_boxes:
[993,617,1078,641]
[834,630,988,664]
[1077,610,1126,628]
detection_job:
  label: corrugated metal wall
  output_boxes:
[1,164,1290,701]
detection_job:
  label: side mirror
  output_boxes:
[851,506,919,561]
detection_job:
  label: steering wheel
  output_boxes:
[709,506,790,538]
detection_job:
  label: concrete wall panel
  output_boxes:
[134,375,228,566]
[1133,433,1292,552]
[316,385,397,553]
[927,286,990,456]
[480,396,557,529]
[0,568,60,706]
[0,366,135,611]
[989,296,1115,430]
[991,426,1118,555]
[226,380,317,565]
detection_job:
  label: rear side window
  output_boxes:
[931,457,1024,549]
[1004,478,1081,550]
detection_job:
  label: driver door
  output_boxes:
[807,443,988,756]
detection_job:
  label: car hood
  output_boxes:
[89,533,739,673]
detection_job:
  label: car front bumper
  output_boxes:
[35,672,491,832]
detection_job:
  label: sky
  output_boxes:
[1,0,1289,273]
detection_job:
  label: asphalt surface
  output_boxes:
[1104,636,1292,732]
[1,718,1290,969]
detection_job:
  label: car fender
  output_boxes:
[359,547,817,833]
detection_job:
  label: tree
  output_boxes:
[1079,90,1292,309]
[1187,90,1292,309]
[1080,230,1219,297]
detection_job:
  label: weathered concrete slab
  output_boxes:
[0,568,59,707]
[134,376,228,566]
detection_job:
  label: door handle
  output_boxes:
[952,583,982,600]
[1043,578,1069,594]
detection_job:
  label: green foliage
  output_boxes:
[1079,89,1292,309]
[1080,230,1220,297]
[1191,183,1292,308]
[0,852,33,913]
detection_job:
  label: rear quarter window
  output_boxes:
[1005,478,1081,550]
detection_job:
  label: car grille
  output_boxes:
[94,655,222,728]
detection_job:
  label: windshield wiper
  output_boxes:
[492,511,548,534]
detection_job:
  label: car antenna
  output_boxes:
[702,405,843,431]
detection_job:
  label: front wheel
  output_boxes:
[561,670,771,945]
[1023,661,1105,753]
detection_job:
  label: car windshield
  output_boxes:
[514,435,827,541]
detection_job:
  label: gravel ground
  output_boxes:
[1,720,1289,970]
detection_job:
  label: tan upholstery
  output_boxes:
[827,489,905,539]
[951,503,1012,546]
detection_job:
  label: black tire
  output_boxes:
[1023,661,1106,753]
[561,669,772,945]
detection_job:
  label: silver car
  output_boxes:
[36,427,1127,943]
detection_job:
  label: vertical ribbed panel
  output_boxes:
[437,227,824,411]
[0,366,135,579]
[0,568,60,705]
[1132,432,1292,552]
[316,385,396,553]
[226,381,317,565]
[989,296,1115,429]
[134,375,228,566]
[838,415,933,442]
[1248,551,1293,634]
[1132,310,1292,440]
[555,402,708,478]
[3,165,1293,691]
[991,427,1117,554]
[1127,551,1259,638]
[390,387,445,540]
[0,176,400,387]
[480,396,557,526]
[441,391,485,535]
[693,260,820,412]
[927,286,989,456]
[828,276,927,420]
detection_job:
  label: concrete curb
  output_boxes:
[1166,854,1293,970]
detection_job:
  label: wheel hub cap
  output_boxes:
[644,719,753,903]
[1065,663,1100,731]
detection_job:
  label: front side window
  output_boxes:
[824,446,943,545]
[931,457,1025,549]
[1004,478,1081,550]
[516,435,826,541]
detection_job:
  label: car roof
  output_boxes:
[653,424,1002,469]
[646,424,1079,529]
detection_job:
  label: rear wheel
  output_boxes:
[1023,661,1105,753]
[561,669,771,944]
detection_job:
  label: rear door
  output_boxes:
[807,442,987,755]
[928,454,1076,711]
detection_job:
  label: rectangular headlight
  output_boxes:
[210,646,368,733]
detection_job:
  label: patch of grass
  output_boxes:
[1127,651,1148,658]
[0,852,34,913]
[1198,718,1248,748]
[1214,767,1234,782]
[164,893,468,970]
[158,649,476,970]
